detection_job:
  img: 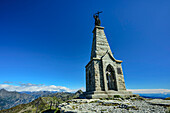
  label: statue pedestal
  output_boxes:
[86,90,134,99]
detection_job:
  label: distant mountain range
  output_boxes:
[0,89,83,113]
[0,88,169,111]
[0,89,35,110]
[0,88,83,111]
[19,91,57,98]
[0,89,59,110]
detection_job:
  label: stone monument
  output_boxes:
[85,12,133,99]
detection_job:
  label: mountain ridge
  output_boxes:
[0,89,35,110]
[0,89,83,113]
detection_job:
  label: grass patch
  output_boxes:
[89,100,98,103]
[101,109,107,111]
[72,105,75,110]
[126,106,138,110]
[164,97,170,100]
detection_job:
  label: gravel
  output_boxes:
[58,98,169,113]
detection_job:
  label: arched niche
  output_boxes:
[106,64,117,90]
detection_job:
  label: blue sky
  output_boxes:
[0,0,170,92]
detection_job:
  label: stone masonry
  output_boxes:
[85,25,133,99]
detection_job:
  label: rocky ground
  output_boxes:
[58,97,170,113]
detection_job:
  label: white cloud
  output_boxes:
[1,82,168,94]
[0,83,83,92]
[19,83,44,87]
[127,89,170,94]
[3,81,13,84]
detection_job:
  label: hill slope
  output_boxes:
[0,89,35,110]
[0,90,83,113]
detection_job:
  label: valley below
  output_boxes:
[0,89,170,113]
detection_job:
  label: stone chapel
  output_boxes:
[85,13,133,99]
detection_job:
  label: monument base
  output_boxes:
[86,90,134,99]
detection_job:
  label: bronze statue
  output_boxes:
[93,11,102,26]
